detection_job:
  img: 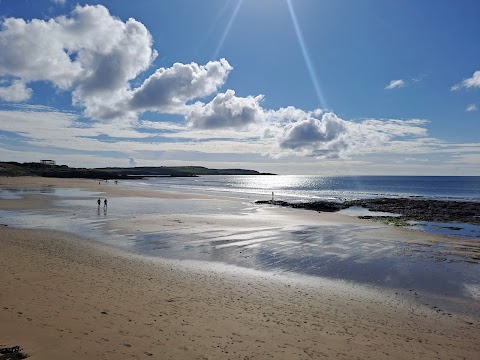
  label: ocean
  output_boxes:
[122,175,480,203]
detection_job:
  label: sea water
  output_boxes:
[121,175,480,203]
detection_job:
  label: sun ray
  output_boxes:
[201,1,235,50]
[213,0,244,59]
[286,0,327,110]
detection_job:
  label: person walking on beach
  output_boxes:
[104,198,108,209]
[97,198,101,207]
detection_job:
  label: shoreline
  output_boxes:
[1,176,480,358]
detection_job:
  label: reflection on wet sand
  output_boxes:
[1,185,479,316]
[131,222,479,302]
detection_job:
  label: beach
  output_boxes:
[1,177,479,359]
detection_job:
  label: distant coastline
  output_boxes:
[0,161,275,179]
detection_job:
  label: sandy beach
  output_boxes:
[1,177,479,359]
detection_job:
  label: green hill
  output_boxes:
[0,162,275,179]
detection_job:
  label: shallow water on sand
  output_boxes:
[1,186,479,314]
[338,206,480,239]
[130,222,479,300]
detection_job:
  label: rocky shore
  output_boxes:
[256,198,480,225]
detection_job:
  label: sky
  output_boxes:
[0,0,479,175]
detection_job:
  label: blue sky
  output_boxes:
[0,0,479,175]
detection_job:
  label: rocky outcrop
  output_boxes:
[256,198,480,225]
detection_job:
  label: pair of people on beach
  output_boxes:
[97,198,107,208]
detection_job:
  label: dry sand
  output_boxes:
[1,177,479,359]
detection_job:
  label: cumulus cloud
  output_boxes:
[265,106,322,125]
[268,111,431,159]
[466,104,478,112]
[452,71,480,91]
[385,79,405,90]
[130,59,232,113]
[0,6,238,121]
[0,17,79,88]
[278,113,347,157]
[129,157,138,167]
[0,5,156,119]
[70,8,157,119]
[0,79,32,101]
[187,90,264,129]
[183,94,432,159]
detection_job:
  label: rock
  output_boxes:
[256,198,480,225]
[0,346,28,359]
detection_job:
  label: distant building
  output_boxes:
[40,160,56,166]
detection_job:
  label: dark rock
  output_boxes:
[256,200,345,212]
[256,198,480,225]
[0,346,28,359]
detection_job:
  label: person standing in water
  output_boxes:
[104,198,108,209]
[97,198,101,207]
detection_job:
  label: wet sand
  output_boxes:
[1,177,480,359]
[0,176,209,201]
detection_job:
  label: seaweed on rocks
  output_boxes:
[357,216,415,227]
[256,198,480,225]
[256,200,346,212]
[348,198,480,225]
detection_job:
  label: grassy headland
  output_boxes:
[0,161,275,179]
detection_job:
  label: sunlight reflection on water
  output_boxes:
[127,175,480,203]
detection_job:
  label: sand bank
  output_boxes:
[1,177,479,359]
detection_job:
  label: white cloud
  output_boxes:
[277,113,347,158]
[130,59,232,113]
[411,73,426,83]
[136,120,185,132]
[385,79,405,90]
[187,90,264,129]
[128,157,138,167]
[0,79,31,101]
[466,104,478,112]
[265,106,322,124]
[51,0,66,4]
[452,70,480,91]
[0,6,237,122]
[1,11,80,88]
[0,5,156,119]
[269,114,432,159]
